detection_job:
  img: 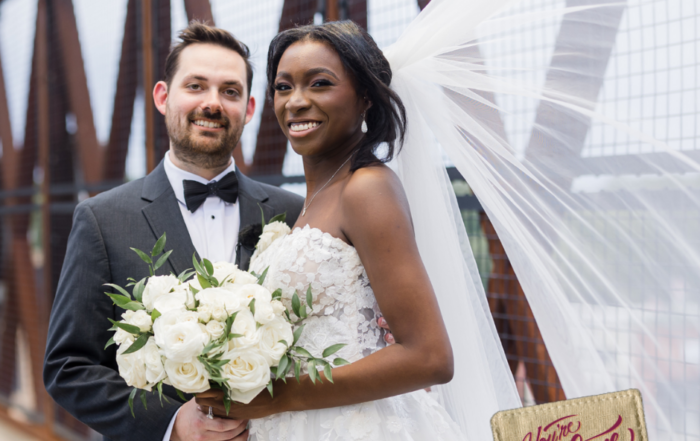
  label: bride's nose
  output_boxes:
[286,88,311,113]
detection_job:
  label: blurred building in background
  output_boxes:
[0,0,696,439]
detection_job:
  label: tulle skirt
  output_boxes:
[249,389,465,441]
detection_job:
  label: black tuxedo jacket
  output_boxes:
[43,162,303,440]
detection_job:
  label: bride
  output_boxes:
[197,20,469,440]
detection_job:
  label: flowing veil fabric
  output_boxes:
[382,0,699,439]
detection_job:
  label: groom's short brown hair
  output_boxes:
[163,21,253,96]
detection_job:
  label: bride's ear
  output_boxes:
[363,96,373,113]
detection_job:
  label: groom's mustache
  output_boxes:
[188,109,229,128]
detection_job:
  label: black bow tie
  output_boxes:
[183,171,239,213]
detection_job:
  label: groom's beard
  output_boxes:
[166,106,243,169]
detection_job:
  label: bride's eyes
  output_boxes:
[311,79,333,87]
[274,83,291,92]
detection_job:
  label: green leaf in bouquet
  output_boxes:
[314,358,328,367]
[294,359,301,383]
[266,380,274,398]
[108,318,141,335]
[223,393,231,416]
[228,333,243,340]
[248,298,256,315]
[157,381,164,406]
[212,358,230,368]
[284,310,291,321]
[324,364,334,383]
[257,267,269,285]
[333,357,350,366]
[259,204,266,228]
[131,247,153,265]
[293,346,313,358]
[225,312,238,336]
[151,232,167,256]
[104,283,132,299]
[308,359,317,384]
[306,285,313,309]
[271,288,283,300]
[128,387,138,417]
[107,293,145,311]
[276,354,289,380]
[176,389,187,402]
[178,269,195,283]
[104,337,115,350]
[299,304,307,319]
[291,291,301,318]
[269,212,286,224]
[292,325,305,346]
[105,292,133,307]
[132,278,147,302]
[197,274,211,289]
[154,250,173,272]
[278,339,289,347]
[123,333,149,355]
[190,285,199,295]
[192,253,205,275]
[140,389,148,410]
[322,343,346,358]
[203,258,214,276]
[151,308,161,321]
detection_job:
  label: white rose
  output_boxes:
[221,349,271,404]
[197,287,246,315]
[143,337,166,385]
[116,343,149,390]
[197,304,213,323]
[228,309,260,350]
[232,284,270,303]
[205,320,226,340]
[257,316,294,366]
[256,221,291,254]
[163,359,210,394]
[254,298,276,325]
[123,309,152,332]
[142,275,180,312]
[211,306,228,322]
[153,285,193,314]
[113,328,135,347]
[230,271,258,286]
[211,261,239,285]
[153,310,209,363]
[271,300,285,316]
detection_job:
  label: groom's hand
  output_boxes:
[378,316,395,344]
[171,398,249,441]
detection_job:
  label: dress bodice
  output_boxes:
[249,225,386,365]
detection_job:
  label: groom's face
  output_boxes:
[154,43,255,168]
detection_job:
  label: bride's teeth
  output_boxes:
[290,122,319,132]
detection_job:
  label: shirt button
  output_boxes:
[211,215,215,219]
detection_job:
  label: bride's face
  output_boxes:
[273,40,366,158]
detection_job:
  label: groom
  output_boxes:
[43,23,303,441]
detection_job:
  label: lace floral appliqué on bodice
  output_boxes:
[249,225,385,367]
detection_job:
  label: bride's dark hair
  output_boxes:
[267,21,406,171]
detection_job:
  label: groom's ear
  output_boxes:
[153,81,169,116]
[244,96,256,125]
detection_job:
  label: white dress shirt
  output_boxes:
[161,151,241,440]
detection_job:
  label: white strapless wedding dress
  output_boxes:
[248,226,465,441]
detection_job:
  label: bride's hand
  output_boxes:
[196,387,284,421]
[377,316,395,344]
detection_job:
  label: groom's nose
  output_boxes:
[200,89,223,114]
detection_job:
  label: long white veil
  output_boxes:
[383,0,699,439]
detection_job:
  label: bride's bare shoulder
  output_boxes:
[342,164,411,222]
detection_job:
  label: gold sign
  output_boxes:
[491,389,649,441]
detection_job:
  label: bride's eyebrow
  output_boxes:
[275,68,339,81]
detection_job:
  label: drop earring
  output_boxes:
[361,113,368,133]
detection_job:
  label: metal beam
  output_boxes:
[103,0,139,181]
[251,0,317,176]
[142,0,156,173]
[183,0,214,23]
[53,0,102,184]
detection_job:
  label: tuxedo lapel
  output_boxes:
[141,162,198,275]
[236,169,273,270]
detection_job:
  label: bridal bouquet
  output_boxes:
[105,216,348,416]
